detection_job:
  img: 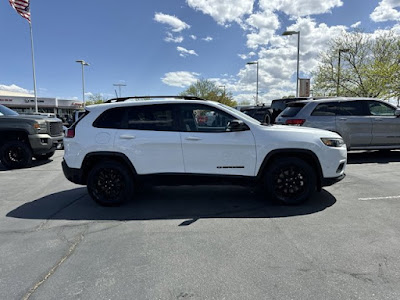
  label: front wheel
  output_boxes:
[265,157,316,205]
[87,161,134,206]
[0,140,32,169]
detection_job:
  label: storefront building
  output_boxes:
[0,92,83,120]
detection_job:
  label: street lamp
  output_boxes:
[113,83,127,98]
[247,61,259,105]
[76,60,89,107]
[219,85,226,95]
[337,49,350,96]
[282,30,300,97]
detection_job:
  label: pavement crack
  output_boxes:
[22,227,87,300]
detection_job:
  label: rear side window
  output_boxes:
[126,105,175,131]
[93,107,125,129]
[367,101,396,116]
[280,104,305,117]
[311,103,338,116]
[337,101,366,116]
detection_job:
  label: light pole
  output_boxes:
[247,61,259,105]
[76,60,89,107]
[219,85,226,95]
[282,30,300,97]
[113,83,127,98]
[337,49,349,96]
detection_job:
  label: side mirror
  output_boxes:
[395,109,400,117]
[227,119,249,131]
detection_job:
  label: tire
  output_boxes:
[87,161,134,206]
[0,140,33,169]
[34,150,55,161]
[263,112,272,124]
[265,157,316,205]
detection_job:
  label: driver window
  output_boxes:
[180,105,235,132]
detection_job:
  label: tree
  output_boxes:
[85,93,109,105]
[180,79,237,106]
[313,31,400,99]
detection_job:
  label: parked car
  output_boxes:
[62,96,346,206]
[238,104,272,124]
[0,105,64,169]
[275,97,400,150]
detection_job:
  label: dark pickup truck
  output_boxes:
[0,105,63,169]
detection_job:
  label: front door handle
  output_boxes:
[185,136,202,141]
[338,117,347,121]
[120,135,136,140]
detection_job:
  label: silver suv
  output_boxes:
[275,97,400,150]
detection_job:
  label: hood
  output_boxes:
[261,124,341,138]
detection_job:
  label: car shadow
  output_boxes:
[0,158,54,172]
[347,150,400,165]
[7,186,336,223]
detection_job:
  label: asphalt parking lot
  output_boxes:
[1,150,400,300]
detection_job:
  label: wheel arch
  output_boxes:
[257,149,323,190]
[81,151,137,184]
[0,130,31,147]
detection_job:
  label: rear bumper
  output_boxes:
[321,173,346,187]
[62,159,85,185]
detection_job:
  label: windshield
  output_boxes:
[0,105,19,116]
[217,103,262,125]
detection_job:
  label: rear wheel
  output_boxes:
[265,157,316,205]
[0,140,32,169]
[87,161,134,206]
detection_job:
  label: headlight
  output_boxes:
[321,138,345,147]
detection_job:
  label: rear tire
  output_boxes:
[87,161,134,206]
[0,140,32,169]
[265,157,316,205]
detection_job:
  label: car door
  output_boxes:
[178,104,257,176]
[113,104,185,174]
[335,101,372,148]
[367,100,400,146]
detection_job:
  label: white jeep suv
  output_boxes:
[62,96,347,206]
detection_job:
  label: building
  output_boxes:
[0,90,83,119]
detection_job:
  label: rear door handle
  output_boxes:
[185,136,202,141]
[120,135,136,140]
[374,119,383,122]
[338,117,347,121]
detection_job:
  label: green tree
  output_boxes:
[180,79,237,106]
[313,31,400,99]
[85,93,109,105]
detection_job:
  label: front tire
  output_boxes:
[0,140,32,169]
[265,157,316,205]
[87,161,134,206]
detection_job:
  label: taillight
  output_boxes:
[285,119,305,126]
[65,127,75,138]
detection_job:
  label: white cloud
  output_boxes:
[161,71,200,87]
[186,0,253,25]
[259,0,343,17]
[202,36,213,42]
[351,21,361,28]
[370,0,400,22]
[190,35,197,40]
[164,32,184,43]
[0,84,32,95]
[177,46,198,57]
[154,12,190,32]
[244,10,281,49]
[238,52,256,60]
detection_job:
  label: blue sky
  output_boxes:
[1,0,399,104]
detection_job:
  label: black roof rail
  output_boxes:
[105,95,205,103]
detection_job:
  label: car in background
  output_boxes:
[237,104,272,123]
[275,97,400,150]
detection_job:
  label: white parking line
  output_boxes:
[359,195,400,201]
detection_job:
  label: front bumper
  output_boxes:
[29,134,64,155]
[321,173,346,187]
[62,159,85,185]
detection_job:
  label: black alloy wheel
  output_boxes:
[87,161,134,206]
[0,140,32,169]
[265,157,316,205]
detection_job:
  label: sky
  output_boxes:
[1,0,400,104]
